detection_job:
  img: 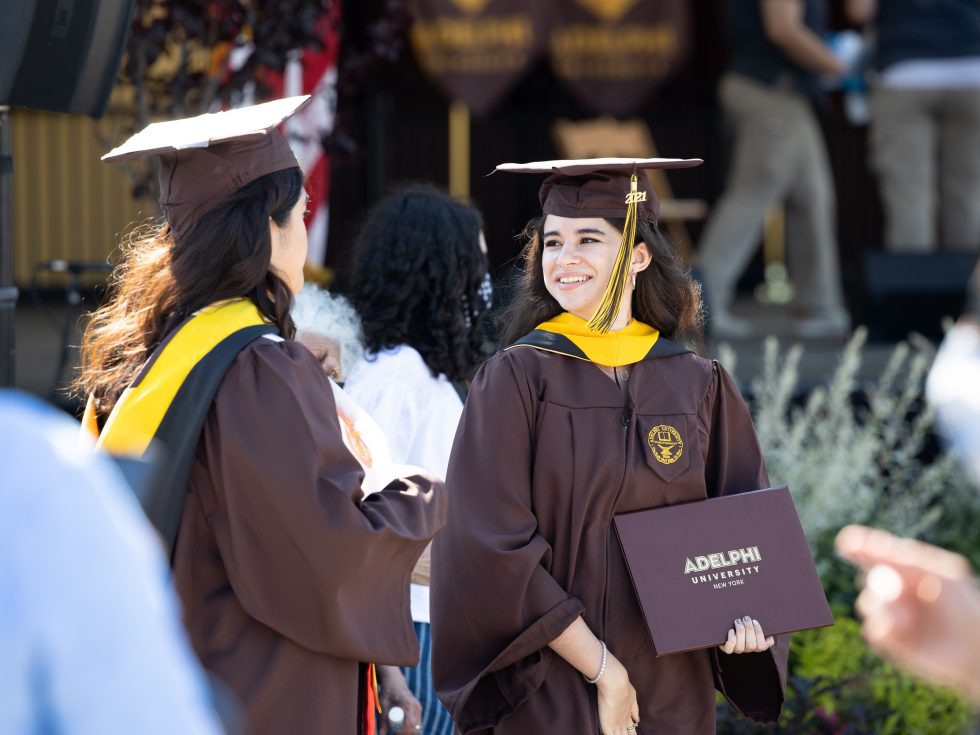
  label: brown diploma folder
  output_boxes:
[614,486,833,656]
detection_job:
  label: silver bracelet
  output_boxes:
[584,640,607,684]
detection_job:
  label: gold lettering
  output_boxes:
[413,17,533,51]
[550,24,678,55]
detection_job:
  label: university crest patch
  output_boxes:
[648,424,683,465]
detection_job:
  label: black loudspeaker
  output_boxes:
[0,0,136,117]
[862,252,979,341]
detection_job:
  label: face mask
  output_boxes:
[927,321,980,487]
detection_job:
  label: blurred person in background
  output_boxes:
[75,99,446,734]
[697,0,851,339]
[292,283,365,384]
[292,284,425,733]
[343,186,491,735]
[847,0,980,252]
[0,391,224,735]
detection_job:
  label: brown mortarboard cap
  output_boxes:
[102,96,311,241]
[496,157,703,333]
[495,157,702,226]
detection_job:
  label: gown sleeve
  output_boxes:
[430,352,585,733]
[703,360,789,723]
[198,339,447,666]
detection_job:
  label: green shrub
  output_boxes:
[723,329,980,601]
[714,332,980,733]
[718,613,976,734]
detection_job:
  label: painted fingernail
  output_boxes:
[752,619,760,626]
[743,615,752,622]
[734,618,743,626]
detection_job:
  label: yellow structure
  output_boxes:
[10,108,150,286]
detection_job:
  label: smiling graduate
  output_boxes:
[431,159,788,735]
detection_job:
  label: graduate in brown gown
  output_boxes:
[431,159,788,735]
[76,98,446,734]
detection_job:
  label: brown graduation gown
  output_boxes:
[431,341,787,734]
[171,338,447,734]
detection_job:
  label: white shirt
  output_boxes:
[880,57,980,89]
[345,346,463,481]
[345,346,464,622]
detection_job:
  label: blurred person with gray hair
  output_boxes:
[292,283,365,384]
[293,284,427,733]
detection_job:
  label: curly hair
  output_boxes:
[292,284,365,380]
[344,185,488,383]
[75,167,304,420]
[497,216,704,349]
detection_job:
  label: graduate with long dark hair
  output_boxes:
[76,98,446,735]
[431,159,788,735]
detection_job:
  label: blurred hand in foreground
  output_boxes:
[836,524,980,702]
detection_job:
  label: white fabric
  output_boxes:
[410,584,432,625]
[344,346,464,623]
[329,378,426,496]
[927,322,980,486]
[345,346,463,481]
[880,57,980,89]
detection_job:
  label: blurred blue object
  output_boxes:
[827,29,871,124]
[0,391,223,735]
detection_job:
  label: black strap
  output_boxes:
[509,330,590,360]
[139,324,278,559]
[510,329,692,363]
[645,336,693,360]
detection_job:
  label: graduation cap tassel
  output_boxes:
[587,172,642,333]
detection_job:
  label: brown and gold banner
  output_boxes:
[548,0,690,116]
[409,0,549,117]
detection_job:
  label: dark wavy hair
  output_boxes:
[497,216,704,348]
[345,185,488,383]
[75,167,304,419]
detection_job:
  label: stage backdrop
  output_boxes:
[408,0,550,117]
[409,0,691,117]
[548,0,691,116]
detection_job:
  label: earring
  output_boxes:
[631,272,637,289]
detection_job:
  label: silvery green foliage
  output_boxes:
[742,328,977,575]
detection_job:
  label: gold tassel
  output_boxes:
[587,172,643,333]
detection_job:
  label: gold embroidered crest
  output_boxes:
[648,424,683,465]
